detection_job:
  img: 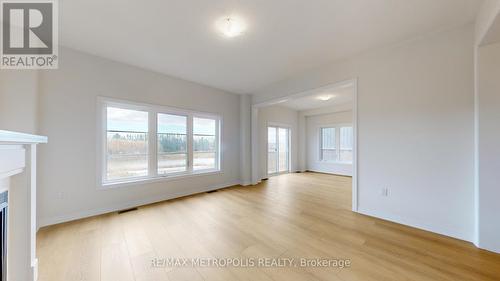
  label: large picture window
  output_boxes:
[157,113,188,174]
[193,117,217,171]
[100,99,221,186]
[106,107,149,181]
[320,125,353,163]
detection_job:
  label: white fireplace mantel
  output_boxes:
[0,130,47,281]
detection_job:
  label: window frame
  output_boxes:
[338,126,354,163]
[97,97,222,189]
[319,123,353,164]
[319,127,336,162]
[156,111,189,176]
[192,116,220,172]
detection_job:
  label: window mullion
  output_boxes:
[187,115,194,173]
[276,127,279,173]
[102,103,108,183]
[216,119,220,170]
[336,126,340,162]
[320,128,323,161]
[149,110,157,178]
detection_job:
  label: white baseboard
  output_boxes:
[38,180,241,228]
[357,207,472,243]
[306,168,352,177]
[476,240,500,254]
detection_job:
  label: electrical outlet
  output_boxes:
[57,191,65,199]
[381,188,389,197]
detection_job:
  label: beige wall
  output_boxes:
[37,47,241,226]
[475,0,500,45]
[253,25,475,241]
[0,71,39,134]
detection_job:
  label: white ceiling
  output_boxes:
[59,0,482,94]
[278,82,354,111]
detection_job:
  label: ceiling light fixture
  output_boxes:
[317,95,334,101]
[216,16,245,38]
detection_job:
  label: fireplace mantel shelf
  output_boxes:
[0,130,48,145]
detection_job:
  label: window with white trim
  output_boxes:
[157,113,188,174]
[320,125,353,163]
[106,107,149,181]
[193,117,218,171]
[320,127,336,161]
[101,99,221,186]
[339,126,353,162]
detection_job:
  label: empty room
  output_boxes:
[1,0,500,280]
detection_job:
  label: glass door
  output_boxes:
[267,127,278,175]
[267,126,290,175]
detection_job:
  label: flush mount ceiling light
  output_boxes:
[316,94,334,101]
[216,16,246,38]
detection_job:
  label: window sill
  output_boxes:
[319,160,353,165]
[99,169,222,190]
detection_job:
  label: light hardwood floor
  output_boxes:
[37,172,500,281]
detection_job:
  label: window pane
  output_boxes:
[340,126,353,162]
[268,127,277,174]
[107,132,148,180]
[321,149,337,161]
[158,133,187,153]
[194,152,216,170]
[321,128,336,149]
[158,153,187,174]
[158,113,187,134]
[193,117,217,170]
[321,128,336,161]
[193,117,216,135]
[106,107,149,181]
[157,114,187,174]
[193,135,215,152]
[107,107,148,132]
[278,128,289,172]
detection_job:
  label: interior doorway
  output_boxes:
[252,78,358,211]
[267,126,290,175]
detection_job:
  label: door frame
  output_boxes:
[251,78,359,212]
[266,123,291,177]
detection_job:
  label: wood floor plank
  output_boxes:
[37,173,500,281]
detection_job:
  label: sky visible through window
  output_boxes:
[107,107,148,132]
[194,117,216,135]
[158,113,186,134]
[107,107,216,134]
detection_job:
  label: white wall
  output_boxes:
[37,47,241,226]
[0,71,39,134]
[306,111,353,176]
[258,105,299,179]
[477,42,500,253]
[253,25,475,241]
[474,0,500,253]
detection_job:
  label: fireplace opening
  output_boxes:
[0,191,7,281]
